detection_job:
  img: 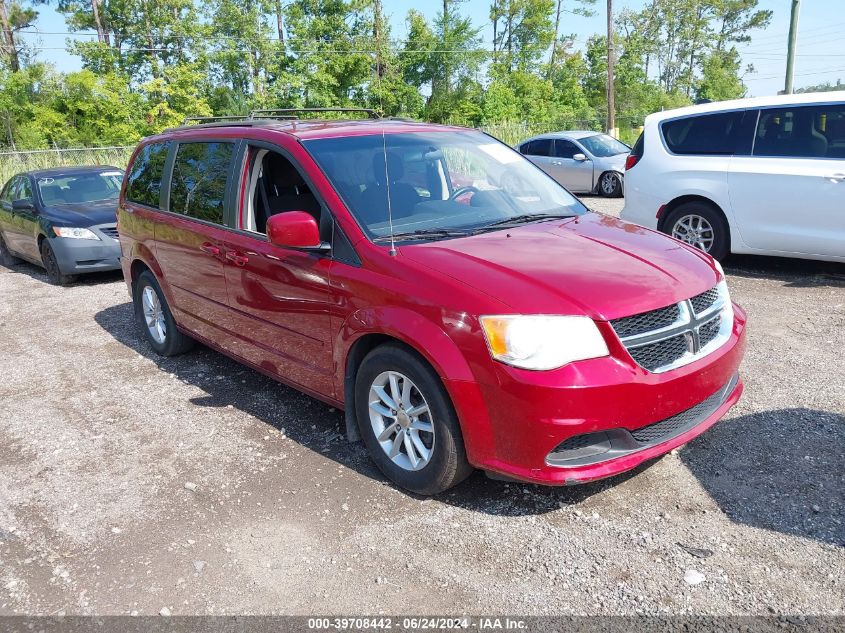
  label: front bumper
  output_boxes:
[453,304,747,486]
[49,224,121,275]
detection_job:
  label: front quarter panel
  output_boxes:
[330,251,510,464]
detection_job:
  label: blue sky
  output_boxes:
[19,0,845,97]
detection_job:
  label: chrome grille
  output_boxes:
[610,304,680,338]
[691,287,719,315]
[99,226,119,240]
[628,333,689,372]
[610,284,731,373]
[698,315,721,348]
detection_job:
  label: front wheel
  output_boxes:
[355,344,473,495]
[40,239,76,286]
[663,202,730,260]
[133,270,194,356]
[599,171,623,197]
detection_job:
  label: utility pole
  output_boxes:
[784,0,800,94]
[606,0,615,135]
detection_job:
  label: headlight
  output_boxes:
[713,258,725,279]
[53,227,99,240]
[479,315,610,371]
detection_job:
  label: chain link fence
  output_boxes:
[0,146,134,185]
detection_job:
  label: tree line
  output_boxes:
[0,0,771,150]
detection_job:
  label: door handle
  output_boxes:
[225,250,249,266]
[825,173,845,182]
[551,160,563,165]
[199,242,221,256]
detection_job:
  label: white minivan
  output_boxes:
[621,92,845,262]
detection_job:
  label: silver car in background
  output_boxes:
[516,131,630,197]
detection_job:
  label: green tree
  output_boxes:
[207,0,275,101]
[402,2,484,123]
[696,48,745,101]
[0,0,38,71]
[282,0,373,108]
[490,0,555,73]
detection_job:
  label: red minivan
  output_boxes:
[118,110,746,495]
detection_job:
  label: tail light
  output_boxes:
[625,131,645,171]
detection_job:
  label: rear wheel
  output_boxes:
[599,171,623,197]
[355,344,472,495]
[133,270,194,356]
[40,239,76,286]
[0,234,20,267]
[663,201,730,261]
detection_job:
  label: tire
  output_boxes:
[355,344,473,495]
[662,201,730,261]
[598,171,623,198]
[133,270,194,356]
[40,239,76,286]
[0,234,20,267]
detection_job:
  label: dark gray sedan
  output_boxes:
[0,166,123,285]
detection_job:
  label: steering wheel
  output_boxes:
[449,185,481,202]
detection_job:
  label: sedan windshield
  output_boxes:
[303,130,587,240]
[579,134,630,157]
[37,171,123,205]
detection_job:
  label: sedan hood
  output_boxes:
[402,213,719,321]
[595,153,628,172]
[43,199,118,226]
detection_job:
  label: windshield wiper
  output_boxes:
[478,213,577,229]
[372,228,471,243]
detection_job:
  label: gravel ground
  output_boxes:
[0,196,843,617]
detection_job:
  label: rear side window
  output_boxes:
[125,142,169,208]
[661,111,748,156]
[521,139,553,157]
[169,142,235,224]
[754,104,845,158]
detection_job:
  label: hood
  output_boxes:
[595,152,629,172]
[402,213,719,322]
[43,199,119,226]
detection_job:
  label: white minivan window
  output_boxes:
[753,104,845,159]
[662,111,753,156]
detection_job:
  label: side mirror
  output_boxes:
[12,198,34,211]
[266,211,329,252]
[573,153,588,162]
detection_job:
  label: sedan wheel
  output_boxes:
[599,171,623,197]
[671,214,715,253]
[368,370,435,472]
[40,240,75,286]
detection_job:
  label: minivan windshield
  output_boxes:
[37,171,123,205]
[303,130,587,240]
[579,134,630,157]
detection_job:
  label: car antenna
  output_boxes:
[381,125,397,257]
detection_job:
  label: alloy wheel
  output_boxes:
[601,172,618,195]
[671,214,715,253]
[368,370,435,472]
[142,285,167,344]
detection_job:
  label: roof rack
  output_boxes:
[176,107,383,130]
[249,108,382,120]
[182,115,252,125]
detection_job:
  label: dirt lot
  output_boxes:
[0,197,843,617]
